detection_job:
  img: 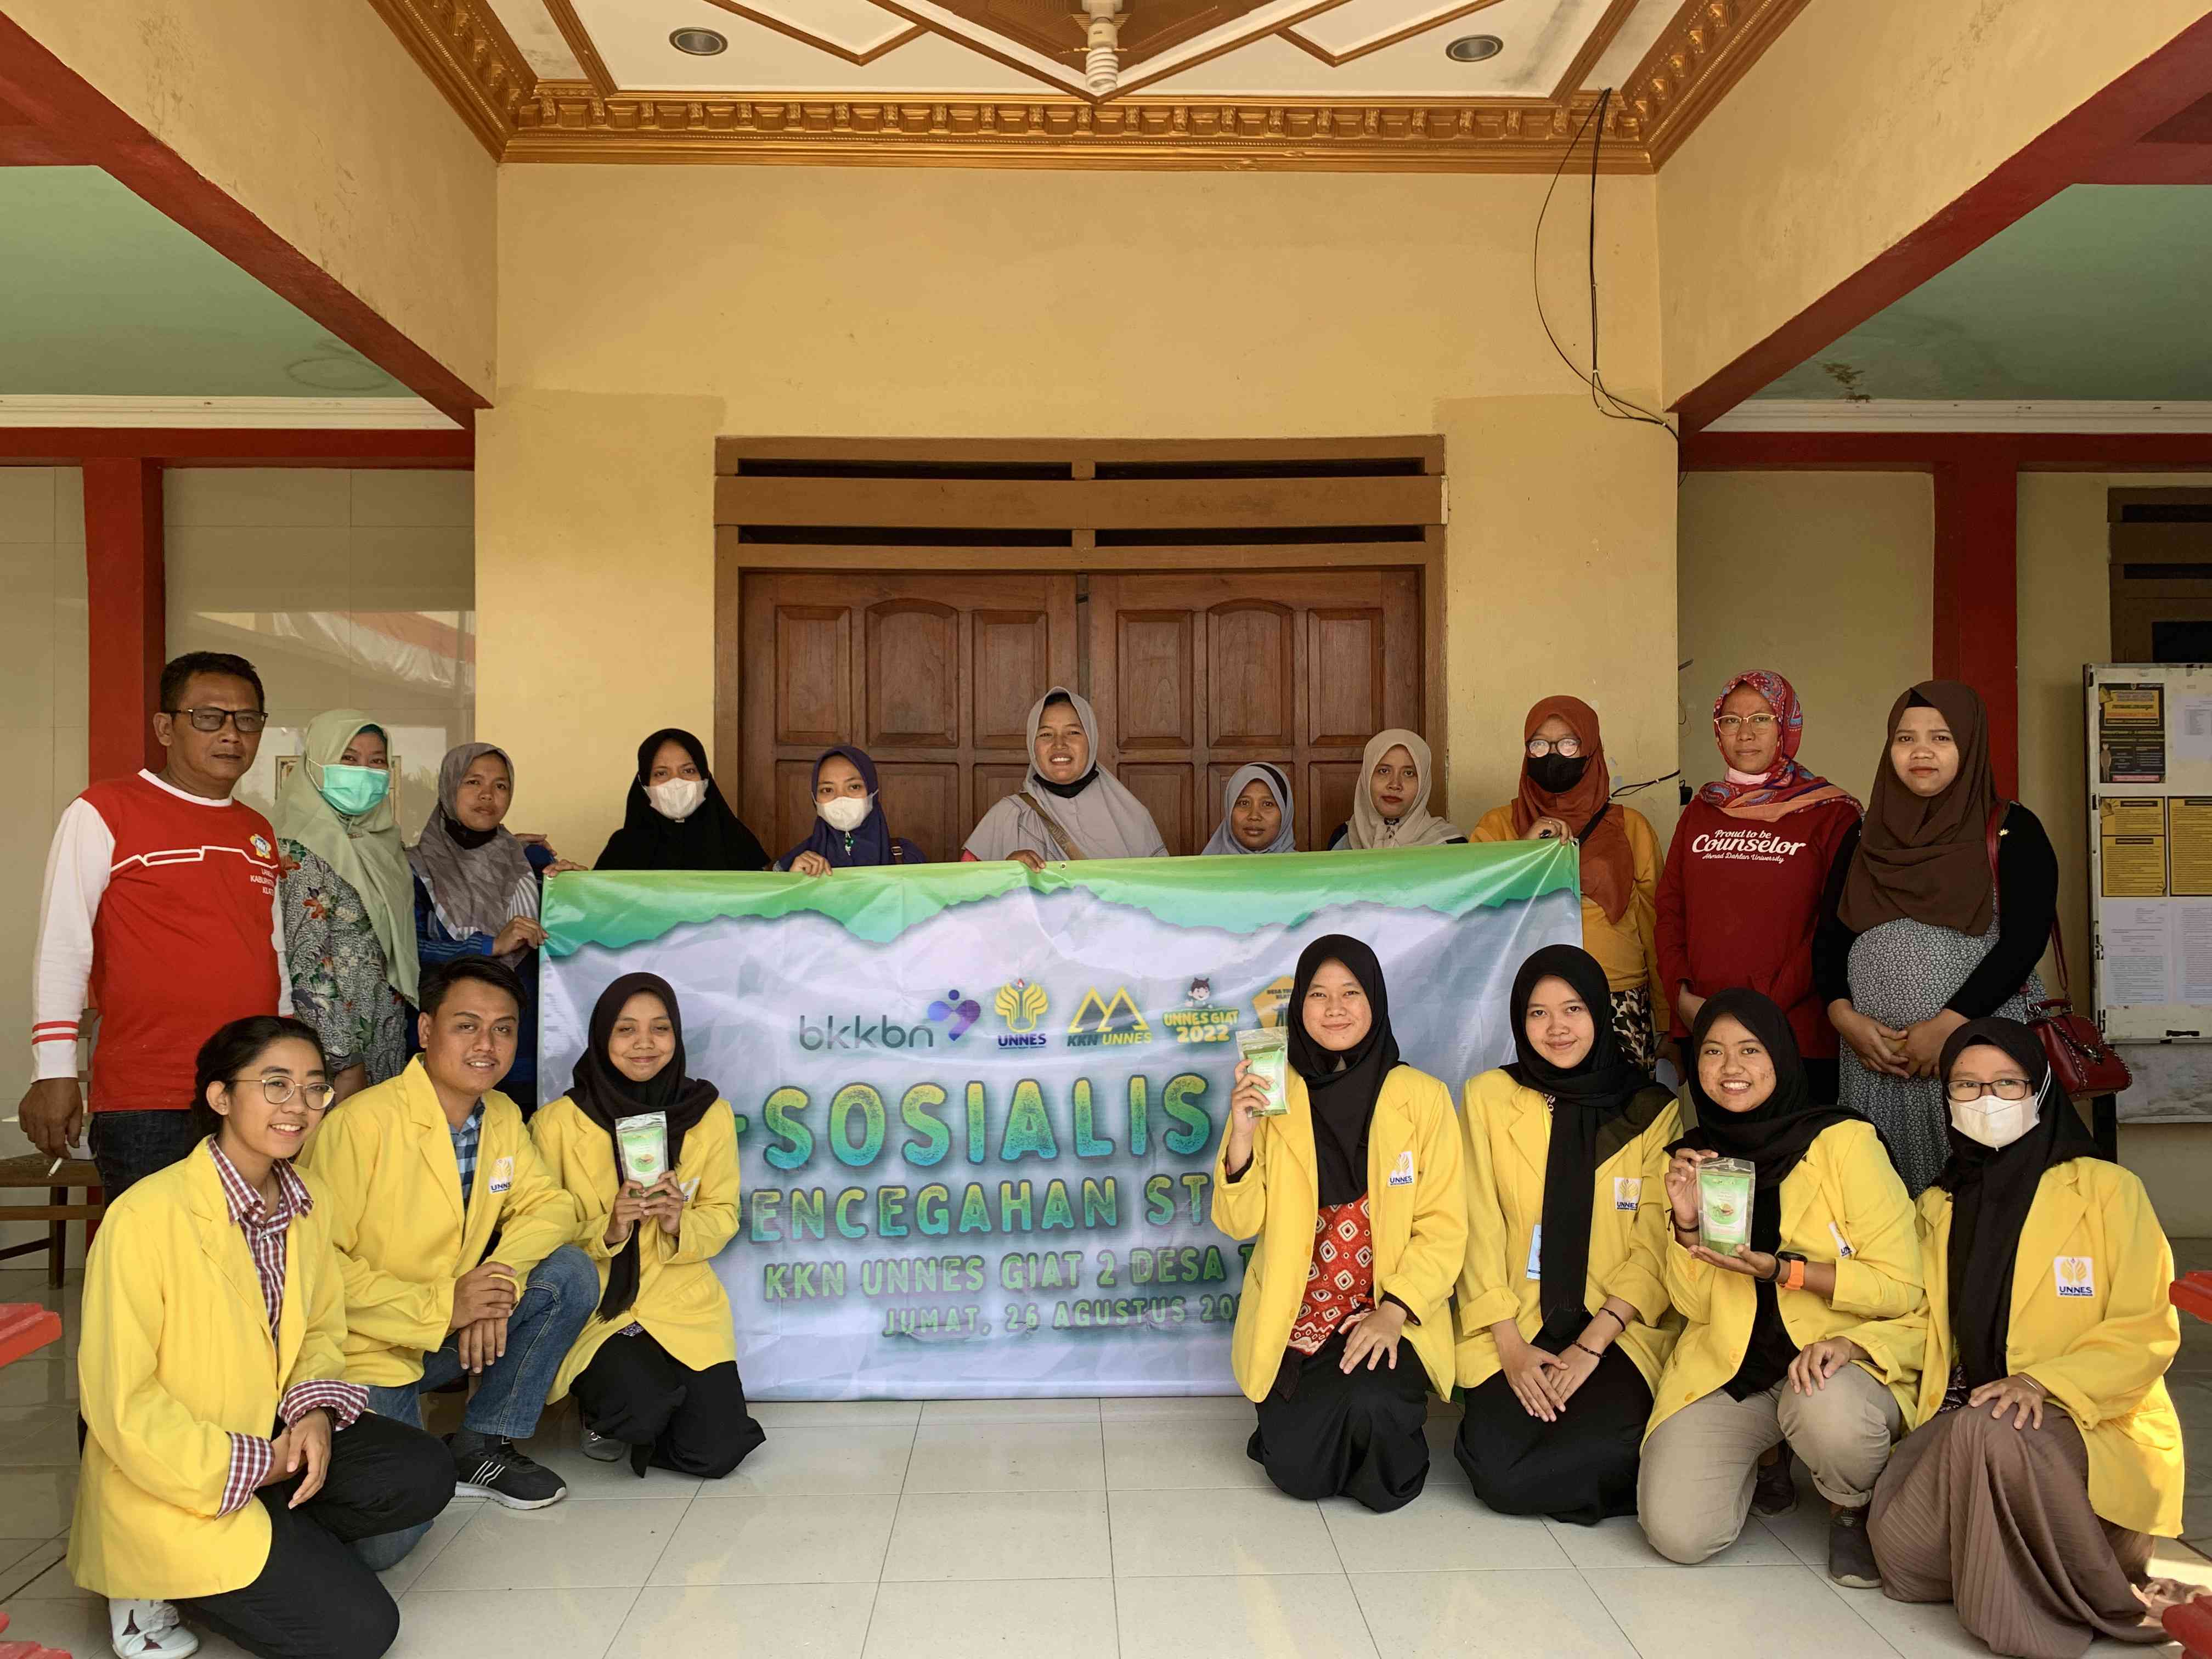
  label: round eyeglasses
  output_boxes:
[1944,1077,2036,1102]
[228,1076,336,1110]
[1526,737,1582,758]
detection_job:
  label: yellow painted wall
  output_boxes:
[1656,0,2210,408]
[485,165,1673,859]
[1676,470,1933,797]
[7,0,498,399]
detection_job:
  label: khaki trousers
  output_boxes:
[1637,1364,1904,1565]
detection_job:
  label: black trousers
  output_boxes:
[1455,1341,1653,1526]
[88,1109,207,1198]
[176,1412,454,1659]
[572,1329,765,1479]
[1248,1333,1434,1513]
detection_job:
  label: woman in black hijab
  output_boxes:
[1452,945,1680,1523]
[596,729,770,872]
[530,973,765,1478]
[1638,990,1921,1588]
[1836,1021,2190,1657]
[1210,935,1468,1512]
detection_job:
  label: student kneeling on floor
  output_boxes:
[71,1017,454,1659]
[297,956,596,1568]
[1212,935,1468,1512]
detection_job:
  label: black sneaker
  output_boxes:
[1827,1505,1880,1588]
[450,1436,568,1509]
[1751,1451,1797,1517]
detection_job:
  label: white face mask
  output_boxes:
[819,793,872,833]
[648,777,707,822]
[1948,1084,2043,1150]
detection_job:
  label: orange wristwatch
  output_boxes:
[1774,1251,1808,1291]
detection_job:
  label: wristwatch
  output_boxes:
[1772,1251,1808,1291]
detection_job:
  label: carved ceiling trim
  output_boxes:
[1549,0,1642,100]
[702,1,929,68]
[365,0,1810,171]
[541,0,618,94]
[1276,0,1507,72]
[362,0,536,156]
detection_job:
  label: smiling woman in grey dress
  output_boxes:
[1813,682,2056,1194]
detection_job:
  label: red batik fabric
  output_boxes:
[1287,1195,1375,1355]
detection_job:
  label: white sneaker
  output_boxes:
[580,1426,625,1463]
[109,1599,199,1659]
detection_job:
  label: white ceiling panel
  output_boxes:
[484,0,586,77]
[1584,0,1674,88]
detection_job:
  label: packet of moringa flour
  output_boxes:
[1236,1026,1290,1116]
[1697,1157,1756,1254]
[614,1112,669,1186]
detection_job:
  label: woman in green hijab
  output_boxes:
[274,710,418,1098]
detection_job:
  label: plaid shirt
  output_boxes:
[207,1141,369,1516]
[450,1100,484,1211]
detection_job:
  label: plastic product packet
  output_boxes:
[1696,1157,1756,1253]
[614,1112,669,1186]
[1236,1026,1290,1116]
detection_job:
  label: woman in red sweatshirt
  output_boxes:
[1656,671,1860,1102]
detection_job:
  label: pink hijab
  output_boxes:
[1698,670,1858,823]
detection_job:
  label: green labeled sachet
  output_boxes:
[1237,1026,1290,1116]
[1697,1157,1755,1253]
[615,1112,669,1186]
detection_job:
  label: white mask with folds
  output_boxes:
[1948,1076,2046,1150]
[818,794,872,832]
[648,777,707,822]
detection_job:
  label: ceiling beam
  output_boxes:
[0,428,475,466]
[1679,430,2212,471]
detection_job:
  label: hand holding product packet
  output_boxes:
[1696,1157,1754,1253]
[614,1112,670,1186]
[1237,1027,1289,1116]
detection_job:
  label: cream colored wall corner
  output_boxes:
[1437,396,1681,850]
[1656,0,2211,409]
[473,391,725,865]
[5,0,499,401]
[1676,471,1934,797]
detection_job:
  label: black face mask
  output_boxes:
[1527,752,1590,794]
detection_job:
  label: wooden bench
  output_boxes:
[0,1156,103,1287]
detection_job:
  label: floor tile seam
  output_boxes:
[1566,1558,1644,1657]
[1791,1558,1917,1659]
[592,1584,647,1659]
[625,1488,700,1595]
[1099,1415,1122,1659]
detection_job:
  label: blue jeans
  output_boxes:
[352,1244,597,1571]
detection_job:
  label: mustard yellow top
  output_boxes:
[1647,1116,1923,1440]
[531,1094,743,1400]
[1847,1159,2185,1536]
[1472,803,1666,1007]
[1211,1065,1468,1401]
[1453,1069,1683,1391]
[69,1149,351,1599]
[297,1056,580,1388]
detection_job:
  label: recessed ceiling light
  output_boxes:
[670,27,728,54]
[1444,33,1503,62]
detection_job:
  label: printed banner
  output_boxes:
[541,844,1580,1399]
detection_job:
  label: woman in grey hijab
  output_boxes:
[1203,764,1297,855]
[962,688,1169,866]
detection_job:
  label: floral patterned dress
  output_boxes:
[279,839,409,1085]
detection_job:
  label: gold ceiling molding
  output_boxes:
[363,0,1809,171]
[363,0,536,157]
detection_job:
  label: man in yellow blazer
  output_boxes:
[298,957,595,1570]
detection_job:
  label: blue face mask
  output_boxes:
[319,763,390,816]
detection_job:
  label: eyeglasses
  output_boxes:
[228,1076,335,1110]
[170,707,270,734]
[1944,1077,2036,1102]
[1715,714,1778,733]
[1526,737,1582,758]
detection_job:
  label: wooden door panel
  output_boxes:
[974,608,1059,748]
[774,606,852,746]
[1119,764,1194,857]
[865,600,958,748]
[1113,611,1197,750]
[1308,607,1386,748]
[1308,761,1362,853]
[770,758,819,863]
[1209,601,1294,749]
[973,764,1032,825]
[874,762,961,862]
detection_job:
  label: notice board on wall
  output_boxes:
[2087,664,2212,1059]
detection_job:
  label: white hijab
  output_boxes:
[963,687,1169,861]
[1342,729,1464,849]
[1202,763,1296,855]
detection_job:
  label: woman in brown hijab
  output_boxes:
[1813,681,2058,1194]
[1473,696,1667,1067]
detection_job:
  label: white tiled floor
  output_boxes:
[3,1265,2209,1659]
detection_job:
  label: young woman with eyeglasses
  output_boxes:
[1472,697,1668,1068]
[69,1015,455,1659]
[1655,672,1861,1101]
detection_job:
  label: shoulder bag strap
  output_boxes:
[1015,791,1088,862]
[1987,800,2071,1001]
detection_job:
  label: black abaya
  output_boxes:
[1250,1331,1432,1513]
[1455,1344,1652,1525]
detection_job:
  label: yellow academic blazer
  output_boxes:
[1210,1064,1468,1402]
[1647,1116,1923,1440]
[1471,804,1667,1009]
[297,1056,580,1388]
[1453,1069,1683,1391]
[1847,1159,2185,1537]
[69,1148,351,1599]
[532,1094,743,1400]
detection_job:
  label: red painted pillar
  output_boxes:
[1931,449,2019,798]
[82,460,166,781]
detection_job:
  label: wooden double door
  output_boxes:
[737,568,1425,862]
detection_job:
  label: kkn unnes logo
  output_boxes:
[1251,975,1294,1030]
[992,979,1050,1048]
[1066,986,1152,1048]
[1163,976,1239,1045]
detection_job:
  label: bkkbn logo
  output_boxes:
[798,1014,936,1052]
[992,979,1050,1049]
[1066,986,1152,1048]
